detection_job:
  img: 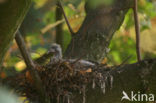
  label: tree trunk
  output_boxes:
[0,0,32,65]
[65,0,134,62]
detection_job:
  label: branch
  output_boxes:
[56,3,64,47]
[34,52,51,64]
[73,59,156,103]
[15,31,49,103]
[15,31,35,68]
[41,19,64,34]
[57,0,75,35]
[133,0,141,61]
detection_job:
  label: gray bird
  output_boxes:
[47,43,95,68]
[47,43,62,64]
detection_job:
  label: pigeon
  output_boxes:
[47,43,62,64]
[47,43,95,68]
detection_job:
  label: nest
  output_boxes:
[3,60,114,103]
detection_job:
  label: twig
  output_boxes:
[15,31,49,103]
[82,85,86,103]
[41,14,84,35]
[117,55,132,67]
[35,52,52,64]
[15,31,35,68]
[133,0,141,62]
[57,0,75,35]
[41,19,64,34]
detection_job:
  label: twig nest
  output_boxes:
[2,44,114,103]
[4,60,113,103]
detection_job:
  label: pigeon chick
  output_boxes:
[47,43,62,64]
[47,43,95,69]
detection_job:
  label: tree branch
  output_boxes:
[57,0,74,35]
[56,2,64,47]
[15,31,49,103]
[15,31,35,69]
[133,0,141,61]
[73,59,156,103]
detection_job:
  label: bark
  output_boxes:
[0,0,32,65]
[73,59,156,103]
[63,0,156,103]
[65,0,134,62]
[56,2,63,48]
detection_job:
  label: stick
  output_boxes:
[133,0,141,61]
[15,31,35,68]
[41,19,64,34]
[57,0,74,35]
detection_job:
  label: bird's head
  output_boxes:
[47,43,62,55]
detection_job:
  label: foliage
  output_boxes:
[3,0,156,69]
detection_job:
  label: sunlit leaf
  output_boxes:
[15,61,26,71]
